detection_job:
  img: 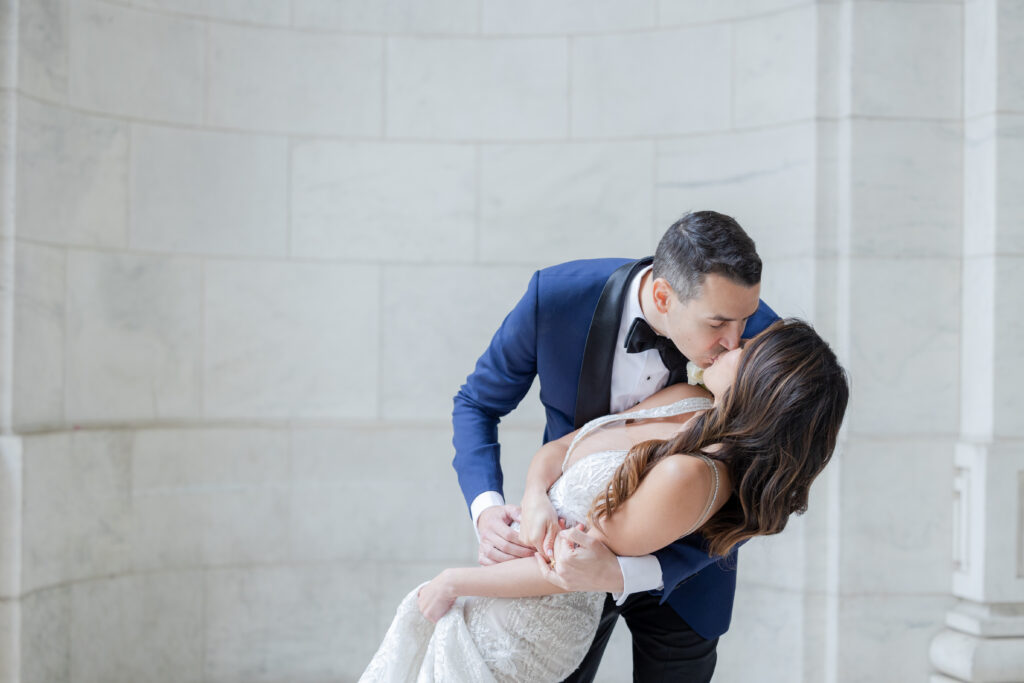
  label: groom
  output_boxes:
[451,211,778,681]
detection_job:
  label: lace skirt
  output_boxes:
[360,584,604,683]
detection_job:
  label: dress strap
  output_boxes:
[561,396,713,472]
[677,454,720,537]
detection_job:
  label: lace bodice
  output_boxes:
[547,396,716,532]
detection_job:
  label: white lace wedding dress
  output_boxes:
[359,396,715,683]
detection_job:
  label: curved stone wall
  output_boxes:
[4,1,968,681]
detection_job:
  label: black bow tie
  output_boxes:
[624,318,689,384]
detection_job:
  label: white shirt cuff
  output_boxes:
[470,491,506,540]
[611,555,664,605]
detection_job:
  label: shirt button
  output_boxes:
[646,376,651,380]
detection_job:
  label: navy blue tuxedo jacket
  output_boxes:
[451,257,778,639]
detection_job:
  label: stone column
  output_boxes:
[930,1,1024,681]
[0,0,17,681]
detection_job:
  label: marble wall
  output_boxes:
[0,0,998,682]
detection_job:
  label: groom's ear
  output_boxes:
[651,278,675,314]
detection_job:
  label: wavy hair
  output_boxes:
[589,319,849,558]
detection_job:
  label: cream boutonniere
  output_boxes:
[686,360,705,387]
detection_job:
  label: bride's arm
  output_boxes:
[418,555,569,622]
[519,431,574,556]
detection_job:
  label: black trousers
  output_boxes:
[561,593,718,683]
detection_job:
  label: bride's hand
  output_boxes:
[519,490,563,560]
[417,571,458,624]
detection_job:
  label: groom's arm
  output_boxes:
[452,271,540,523]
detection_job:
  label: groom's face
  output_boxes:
[658,274,761,369]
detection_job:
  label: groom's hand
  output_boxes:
[538,524,625,594]
[476,504,535,565]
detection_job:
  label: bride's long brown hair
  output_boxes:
[589,319,849,558]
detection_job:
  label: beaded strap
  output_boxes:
[679,453,720,537]
[561,396,714,472]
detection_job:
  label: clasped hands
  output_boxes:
[417,496,624,624]
[519,491,624,594]
[477,493,623,594]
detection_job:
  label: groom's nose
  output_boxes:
[719,324,743,351]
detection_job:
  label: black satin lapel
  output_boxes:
[574,257,654,429]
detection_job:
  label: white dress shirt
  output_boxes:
[471,265,667,602]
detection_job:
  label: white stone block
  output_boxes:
[0,2,15,90]
[290,425,456,485]
[960,256,995,440]
[0,599,16,683]
[964,115,997,258]
[18,0,68,102]
[994,257,1024,438]
[288,424,543,540]
[816,4,843,121]
[572,26,731,138]
[131,124,288,257]
[658,0,809,25]
[715,584,805,683]
[132,428,289,490]
[0,438,20,602]
[756,256,817,322]
[204,261,378,419]
[952,441,1024,602]
[129,428,290,570]
[289,478,471,562]
[13,243,64,429]
[837,438,954,595]
[479,141,655,264]
[378,264,543,421]
[293,0,478,32]
[847,119,963,258]
[996,114,1024,254]
[65,251,202,423]
[931,628,1024,683]
[69,1,204,123]
[387,37,568,140]
[834,594,953,683]
[734,5,817,127]
[656,124,817,260]
[204,564,377,683]
[17,98,128,248]
[131,485,290,571]
[208,25,383,136]
[291,141,476,262]
[998,0,1024,114]
[70,572,204,683]
[964,0,997,118]
[21,432,133,593]
[288,430,471,565]
[733,522,808,594]
[20,586,70,683]
[844,257,960,437]
[133,0,289,24]
[481,0,656,34]
[964,114,1024,256]
[850,2,962,119]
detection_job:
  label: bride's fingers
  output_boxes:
[542,524,559,559]
[534,552,568,590]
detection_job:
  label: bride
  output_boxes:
[360,319,849,682]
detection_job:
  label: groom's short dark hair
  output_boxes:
[653,211,762,302]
